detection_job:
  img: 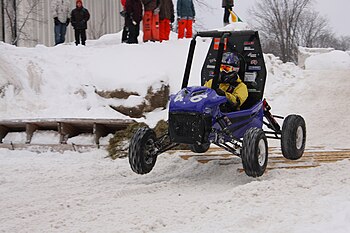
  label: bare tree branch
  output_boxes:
[3,0,43,45]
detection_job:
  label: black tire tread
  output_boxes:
[241,127,268,177]
[281,115,306,160]
[129,127,157,174]
[190,143,210,153]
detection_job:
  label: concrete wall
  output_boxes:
[2,0,123,47]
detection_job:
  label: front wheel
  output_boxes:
[241,128,268,177]
[129,127,158,174]
[190,143,210,153]
[281,115,306,160]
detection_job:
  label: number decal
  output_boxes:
[190,94,208,103]
[174,93,184,102]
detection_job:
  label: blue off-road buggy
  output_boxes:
[129,30,306,177]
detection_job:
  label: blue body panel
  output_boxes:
[169,86,263,141]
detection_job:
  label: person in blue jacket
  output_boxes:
[177,0,195,39]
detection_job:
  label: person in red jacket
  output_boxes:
[125,0,143,43]
[141,0,160,42]
[159,0,174,41]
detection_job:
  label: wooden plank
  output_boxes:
[0,118,135,136]
[0,143,107,153]
[0,125,9,143]
[93,123,109,146]
[25,123,39,144]
[58,122,79,144]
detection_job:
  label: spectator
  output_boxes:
[222,0,234,26]
[141,0,160,42]
[177,0,195,39]
[125,0,143,44]
[159,0,174,42]
[120,0,129,43]
[71,0,90,46]
[51,0,71,45]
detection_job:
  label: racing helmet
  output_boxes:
[219,52,240,83]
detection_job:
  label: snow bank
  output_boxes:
[305,50,350,70]
[298,46,334,69]
[0,34,211,124]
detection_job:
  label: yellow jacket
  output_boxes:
[204,77,248,108]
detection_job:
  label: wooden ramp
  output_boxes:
[177,147,350,171]
[0,118,135,147]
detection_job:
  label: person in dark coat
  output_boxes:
[177,0,195,39]
[125,0,143,44]
[222,0,234,25]
[120,0,129,43]
[71,0,90,46]
[159,0,174,41]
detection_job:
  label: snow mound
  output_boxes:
[218,22,251,31]
[305,50,350,70]
[264,54,303,101]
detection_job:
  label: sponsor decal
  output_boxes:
[209,58,216,63]
[244,72,257,82]
[207,65,215,69]
[244,41,255,45]
[244,46,255,51]
[250,59,259,65]
[247,52,258,58]
[213,38,228,50]
[248,65,262,71]
[209,71,215,77]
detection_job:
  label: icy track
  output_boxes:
[1,148,350,233]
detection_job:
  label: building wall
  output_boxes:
[5,0,123,47]
[0,1,4,42]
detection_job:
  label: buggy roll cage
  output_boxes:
[180,30,284,140]
[181,31,231,91]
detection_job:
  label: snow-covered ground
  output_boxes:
[1,25,350,232]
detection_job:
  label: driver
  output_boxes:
[204,52,248,111]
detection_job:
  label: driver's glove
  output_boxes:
[215,88,226,96]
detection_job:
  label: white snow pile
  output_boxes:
[305,50,350,70]
[1,27,350,233]
[0,34,210,127]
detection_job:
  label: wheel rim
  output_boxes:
[258,139,266,166]
[296,126,304,150]
[144,138,155,165]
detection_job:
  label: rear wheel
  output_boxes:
[190,143,210,153]
[129,127,158,174]
[281,115,306,160]
[241,128,268,177]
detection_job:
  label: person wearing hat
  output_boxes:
[204,52,248,111]
[51,0,71,45]
[71,0,90,46]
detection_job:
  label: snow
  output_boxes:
[305,50,350,70]
[1,26,350,232]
